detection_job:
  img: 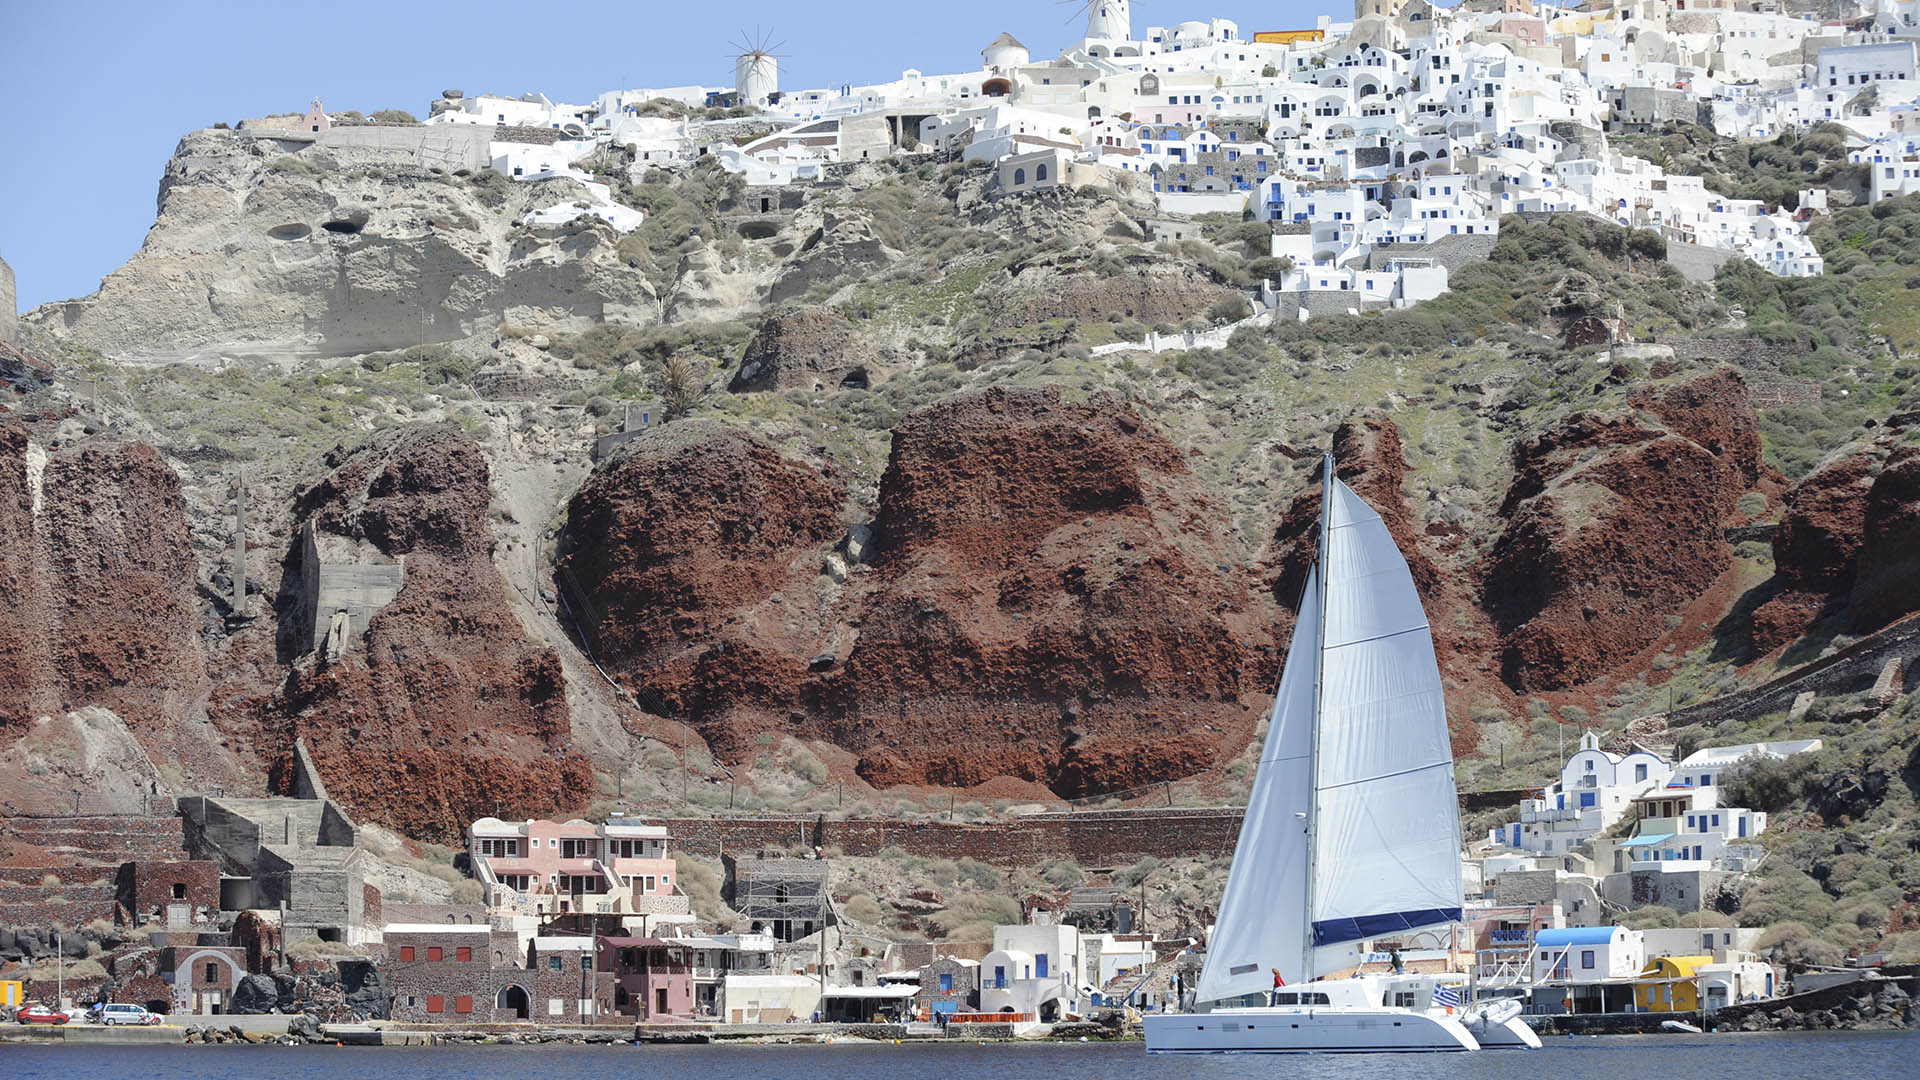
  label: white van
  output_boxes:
[95,1003,160,1026]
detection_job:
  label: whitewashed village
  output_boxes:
[260,0,1920,322]
[4,0,1920,1052]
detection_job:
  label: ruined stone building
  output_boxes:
[299,519,405,659]
[722,854,834,943]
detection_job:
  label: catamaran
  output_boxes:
[1143,455,1540,1054]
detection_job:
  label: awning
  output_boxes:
[820,985,920,1000]
[1621,833,1675,848]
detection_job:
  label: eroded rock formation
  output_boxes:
[267,424,592,838]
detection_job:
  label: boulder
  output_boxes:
[229,973,281,1014]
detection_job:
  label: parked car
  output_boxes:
[16,1005,70,1025]
[93,1003,161,1026]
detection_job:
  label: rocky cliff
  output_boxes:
[260,425,594,838]
[30,130,658,360]
[561,387,1278,797]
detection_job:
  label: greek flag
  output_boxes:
[1432,985,1463,1009]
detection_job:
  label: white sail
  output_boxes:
[1193,566,1319,1002]
[1307,480,1463,963]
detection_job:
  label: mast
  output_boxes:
[1302,452,1334,986]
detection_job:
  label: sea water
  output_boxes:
[0,1030,1911,1079]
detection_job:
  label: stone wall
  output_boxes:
[1670,612,1920,730]
[1667,337,1813,369]
[383,929,616,1024]
[665,809,1244,866]
[122,859,222,923]
[312,125,493,172]
[1365,231,1497,273]
[1665,239,1741,283]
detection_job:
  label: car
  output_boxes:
[16,1005,70,1025]
[94,1003,161,1026]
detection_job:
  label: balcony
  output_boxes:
[1488,928,1533,945]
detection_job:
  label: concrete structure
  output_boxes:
[177,756,370,946]
[724,855,832,943]
[299,521,405,660]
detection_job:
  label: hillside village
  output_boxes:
[262,0,1920,314]
[2,0,1919,1047]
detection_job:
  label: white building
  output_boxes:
[1490,731,1672,855]
[1531,925,1644,983]
[980,919,1085,1022]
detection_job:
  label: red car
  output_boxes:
[16,1005,70,1025]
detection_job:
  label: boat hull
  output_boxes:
[1472,1015,1543,1048]
[1142,1006,1480,1053]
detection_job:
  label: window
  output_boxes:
[549,956,564,972]
[205,962,219,982]
[427,995,445,1013]
[1635,763,1648,782]
[1014,168,1027,186]
[582,956,594,972]
[427,947,443,963]
[456,996,474,1014]
[399,946,416,962]
[993,966,1006,989]
[549,999,565,1017]
[173,883,187,900]
[1581,950,1595,969]
[1036,163,1049,182]
[456,947,472,963]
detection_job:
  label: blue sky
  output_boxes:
[0,1,1331,311]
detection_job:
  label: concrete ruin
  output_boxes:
[178,740,371,944]
[722,854,834,943]
[299,520,405,658]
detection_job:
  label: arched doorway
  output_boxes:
[497,984,531,1020]
[982,78,1012,97]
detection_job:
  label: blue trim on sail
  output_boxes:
[1312,908,1463,947]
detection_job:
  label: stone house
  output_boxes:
[918,955,979,1018]
[382,926,616,1024]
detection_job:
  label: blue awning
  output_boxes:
[1621,833,1676,848]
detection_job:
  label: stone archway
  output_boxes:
[497,984,531,1020]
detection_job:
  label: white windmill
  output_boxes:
[1061,0,1133,42]
[731,29,786,107]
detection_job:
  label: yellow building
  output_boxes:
[1635,956,1711,1012]
[1254,30,1326,44]
[0,980,21,1007]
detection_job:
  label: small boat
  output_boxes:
[1661,1019,1704,1034]
[1144,456,1533,1055]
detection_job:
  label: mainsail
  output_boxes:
[1193,457,1462,1002]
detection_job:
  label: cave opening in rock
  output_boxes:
[839,369,870,390]
[268,223,312,241]
[737,219,779,240]
[321,220,363,235]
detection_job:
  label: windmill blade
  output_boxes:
[1058,0,1093,26]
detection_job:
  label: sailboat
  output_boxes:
[1143,456,1540,1053]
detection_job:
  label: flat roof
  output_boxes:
[1621,833,1677,848]
[384,924,493,934]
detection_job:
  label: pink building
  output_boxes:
[467,816,677,915]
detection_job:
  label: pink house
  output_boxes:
[467,816,677,915]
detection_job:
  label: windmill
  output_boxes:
[1059,0,1133,42]
[730,29,787,107]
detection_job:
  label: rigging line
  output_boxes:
[1322,623,1433,650]
[1317,758,1453,792]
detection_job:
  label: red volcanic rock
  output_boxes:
[269,424,591,840]
[561,389,1277,797]
[836,387,1275,795]
[1262,409,1440,607]
[1851,446,1920,632]
[1629,366,1765,489]
[556,420,847,758]
[1485,369,1762,691]
[0,425,207,728]
[1749,449,1876,650]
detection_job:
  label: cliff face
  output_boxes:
[1484,368,1765,691]
[28,130,658,360]
[839,387,1276,795]
[263,425,592,839]
[561,388,1278,797]
[556,420,849,759]
[0,426,208,729]
[1851,445,1920,632]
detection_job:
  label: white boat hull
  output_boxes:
[1471,1014,1543,1048]
[1143,1006,1480,1053]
